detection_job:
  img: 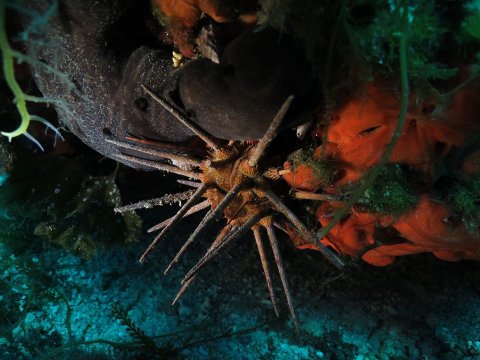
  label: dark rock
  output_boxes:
[178,27,321,140]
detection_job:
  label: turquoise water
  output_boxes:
[2,207,480,359]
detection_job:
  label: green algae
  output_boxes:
[451,176,480,233]
[287,148,334,187]
[348,0,458,84]
[463,1,480,39]
[361,164,418,216]
[0,151,141,258]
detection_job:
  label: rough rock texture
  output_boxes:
[22,0,193,168]
[23,0,322,166]
[2,206,480,359]
[178,27,319,140]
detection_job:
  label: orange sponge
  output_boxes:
[286,74,480,266]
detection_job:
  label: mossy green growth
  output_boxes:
[0,151,141,258]
[463,1,480,39]
[347,0,458,87]
[288,148,334,186]
[452,176,480,232]
[260,0,463,85]
[362,164,418,215]
[463,12,480,40]
[32,173,142,258]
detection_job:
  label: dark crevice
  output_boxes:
[101,0,169,61]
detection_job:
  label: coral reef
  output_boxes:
[0,0,479,358]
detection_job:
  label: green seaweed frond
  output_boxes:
[0,2,28,140]
[112,303,157,349]
[0,1,63,150]
[112,303,179,359]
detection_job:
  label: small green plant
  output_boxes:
[112,303,180,359]
[0,0,73,150]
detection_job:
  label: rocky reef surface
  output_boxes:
[1,202,480,359]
